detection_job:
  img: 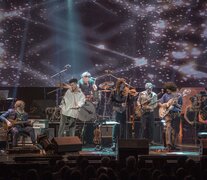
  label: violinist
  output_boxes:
[137,82,157,144]
[110,78,127,151]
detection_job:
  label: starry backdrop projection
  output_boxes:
[0,0,206,87]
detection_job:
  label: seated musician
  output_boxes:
[78,71,97,100]
[0,100,36,147]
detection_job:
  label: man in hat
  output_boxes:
[158,82,182,151]
[78,71,97,101]
[58,78,85,137]
[137,82,157,144]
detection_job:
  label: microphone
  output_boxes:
[64,64,71,69]
[90,77,96,80]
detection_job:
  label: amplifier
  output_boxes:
[32,119,49,128]
[101,125,113,137]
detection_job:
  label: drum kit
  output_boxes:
[78,81,115,123]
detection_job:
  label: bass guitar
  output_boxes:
[159,89,191,119]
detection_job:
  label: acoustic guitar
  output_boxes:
[3,119,36,130]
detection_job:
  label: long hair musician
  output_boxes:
[158,82,183,151]
[110,78,128,151]
[0,100,36,147]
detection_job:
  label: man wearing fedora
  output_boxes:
[137,82,157,144]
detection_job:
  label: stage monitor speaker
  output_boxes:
[51,136,82,153]
[118,139,149,160]
[200,139,207,155]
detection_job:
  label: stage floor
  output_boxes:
[0,143,202,164]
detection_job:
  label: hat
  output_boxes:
[69,78,78,84]
[81,72,91,77]
[145,82,154,89]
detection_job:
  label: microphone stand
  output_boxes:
[49,68,68,107]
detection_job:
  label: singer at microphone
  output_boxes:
[78,71,98,98]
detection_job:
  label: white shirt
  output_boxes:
[60,88,85,118]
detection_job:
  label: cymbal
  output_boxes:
[99,81,114,90]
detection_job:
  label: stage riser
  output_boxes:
[21,128,54,143]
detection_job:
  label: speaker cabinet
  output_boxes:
[200,139,207,155]
[51,136,82,153]
[118,139,149,160]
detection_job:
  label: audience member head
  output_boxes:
[126,156,137,169]
[101,157,110,167]
[70,170,82,180]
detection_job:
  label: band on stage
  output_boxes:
[0,70,207,152]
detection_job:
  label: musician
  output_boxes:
[197,91,207,125]
[159,82,182,151]
[137,82,157,144]
[78,71,97,100]
[58,78,85,137]
[110,78,127,151]
[184,96,199,125]
[0,100,36,147]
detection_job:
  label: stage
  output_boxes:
[0,143,202,165]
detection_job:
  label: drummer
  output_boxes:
[78,71,97,101]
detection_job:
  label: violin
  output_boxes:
[93,126,101,145]
[122,86,138,97]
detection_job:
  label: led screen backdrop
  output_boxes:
[0,0,206,87]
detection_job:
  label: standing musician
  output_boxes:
[184,96,200,125]
[0,100,36,147]
[110,78,127,151]
[78,71,97,101]
[197,91,207,125]
[58,78,85,137]
[137,82,157,144]
[158,82,182,151]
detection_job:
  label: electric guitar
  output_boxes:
[159,89,191,119]
[136,96,159,117]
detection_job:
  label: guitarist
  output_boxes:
[158,82,182,151]
[137,82,157,144]
[0,100,36,147]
